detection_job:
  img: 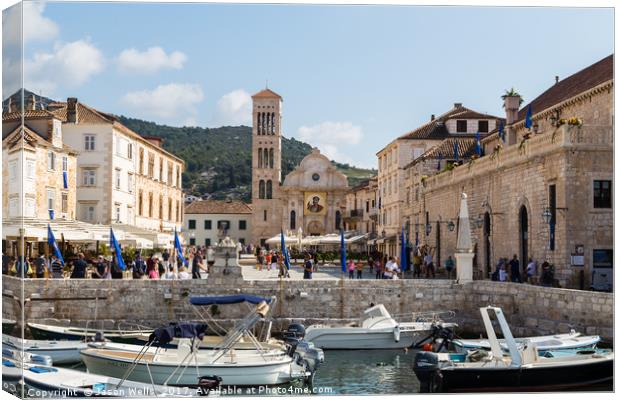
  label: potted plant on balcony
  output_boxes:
[501,87,523,109]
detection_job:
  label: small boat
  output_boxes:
[2,318,16,335]
[3,334,91,365]
[28,322,150,344]
[1,358,219,397]
[81,296,323,386]
[3,347,53,366]
[453,332,601,353]
[303,304,455,349]
[413,306,613,393]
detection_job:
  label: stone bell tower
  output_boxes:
[251,88,283,247]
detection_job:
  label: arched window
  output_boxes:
[335,210,342,230]
[290,210,296,230]
[271,112,276,134]
[258,147,263,168]
[259,180,265,199]
[261,112,266,135]
[257,113,262,135]
[266,180,273,199]
[269,148,274,168]
[263,149,269,168]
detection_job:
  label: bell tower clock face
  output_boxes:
[312,173,320,181]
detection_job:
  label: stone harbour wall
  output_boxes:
[2,270,613,341]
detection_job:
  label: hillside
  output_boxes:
[117,116,376,201]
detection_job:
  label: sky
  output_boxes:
[2,2,614,169]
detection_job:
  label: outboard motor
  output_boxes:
[93,331,106,343]
[413,351,439,393]
[282,323,306,355]
[197,375,222,396]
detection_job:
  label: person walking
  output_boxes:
[356,259,364,279]
[265,251,272,271]
[499,263,508,282]
[526,258,537,284]
[413,250,422,279]
[34,254,47,279]
[192,250,206,279]
[146,262,159,279]
[374,258,382,279]
[162,249,170,269]
[70,253,87,279]
[312,251,319,272]
[303,255,313,279]
[444,255,455,279]
[509,254,521,283]
[270,251,279,272]
[423,250,435,278]
[133,253,146,279]
[92,255,107,279]
[50,255,63,279]
[347,259,356,279]
[162,265,177,280]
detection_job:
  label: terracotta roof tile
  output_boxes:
[49,102,114,124]
[398,105,500,140]
[185,200,253,214]
[421,137,478,160]
[516,54,613,121]
[251,88,282,99]
[2,109,56,121]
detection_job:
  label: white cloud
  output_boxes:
[3,2,59,48]
[297,121,363,165]
[24,39,105,95]
[212,89,252,126]
[121,83,204,120]
[117,47,187,73]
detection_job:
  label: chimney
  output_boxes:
[555,75,559,84]
[454,103,462,109]
[431,114,435,121]
[67,97,78,123]
[26,94,36,111]
[503,95,521,125]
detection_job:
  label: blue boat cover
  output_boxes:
[189,294,271,306]
[2,359,15,367]
[148,322,209,345]
[28,366,57,374]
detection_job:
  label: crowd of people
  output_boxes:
[491,254,555,286]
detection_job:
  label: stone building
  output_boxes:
[250,88,349,246]
[46,98,185,245]
[2,107,78,222]
[184,200,252,247]
[343,177,378,236]
[376,104,501,255]
[405,54,613,289]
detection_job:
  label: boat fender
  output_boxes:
[393,326,400,342]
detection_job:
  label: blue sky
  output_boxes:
[2,2,614,168]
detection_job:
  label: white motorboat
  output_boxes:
[2,346,53,366]
[413,307,613,393]
[3,334,90,364]
[28,321,150,344]
[452,331,601,353]
[81,295,323,386]
[2,357,216,397]
[303,304,453,349]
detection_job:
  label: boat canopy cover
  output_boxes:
[148,322,209,345]
[189,294,271,306]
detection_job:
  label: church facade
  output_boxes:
[250,89,349,246]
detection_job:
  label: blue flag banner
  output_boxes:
[47,224,64,265]
[475,131,482,156]
[499,121,505,143]
[62,171,68,189]
[174,229,189,266]
[340,230,347,274]
[453,141,459,161]
[280,230,291,270]
[525,105,533,129]
[400,227,408,272]
[110,228,126,271]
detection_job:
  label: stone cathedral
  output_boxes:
[250,88,349,247]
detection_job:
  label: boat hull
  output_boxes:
[80,349,301,386]
[3,335,87,364]
[28,323,146,345]
[431,359,613,393]
[304,328,421,349]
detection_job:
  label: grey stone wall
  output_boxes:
[2,273,613,341]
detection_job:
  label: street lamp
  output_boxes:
[425,223,432,236]
[473,214,484,229]
[542,207,554,251]
[381,229,386,238]
[447,221,456,232]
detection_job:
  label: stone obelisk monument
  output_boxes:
[455,193,474,283]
